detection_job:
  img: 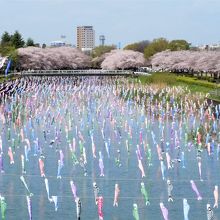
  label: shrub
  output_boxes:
[176,77,218,89]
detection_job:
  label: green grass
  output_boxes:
[133,72,220,100]
[0,74,19,83]
[137,72,177,85]
[176,76,218,89]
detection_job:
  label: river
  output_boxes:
[0,76,219,220]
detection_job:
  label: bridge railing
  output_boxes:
[20,69,133,75]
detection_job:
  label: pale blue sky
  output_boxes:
[0,0,220,47]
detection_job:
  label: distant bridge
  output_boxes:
[19,69,134,76]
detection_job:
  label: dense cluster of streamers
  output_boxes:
[0,76,220,219]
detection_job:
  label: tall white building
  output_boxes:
[77,26,95,51]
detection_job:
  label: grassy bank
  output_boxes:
[135,72,220,100]
[0,74,19,83]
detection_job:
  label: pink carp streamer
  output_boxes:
[97,196,104,220]
[8,147,14,164]
[160,202,169,220]
[39,158,45,177]
[138,159,145,178]
[113,184,120,207]
[136,150,145,178]
[70,181,77,200]
[190,180,202,200]
[157,144,163,161]
[0,154,4,173]
[91,135,96,158]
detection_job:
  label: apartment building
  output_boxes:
[77,26,95,51]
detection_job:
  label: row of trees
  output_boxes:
[124,40,150,53]
[151,50,220,73]
[1,31,35,49]
[18,47,91,70]
[16,47,146,70]
[91,45,117,58]
[124,38,190,59]
[0,31,36,71]
[4,44,220,72]
[0,30,197,71]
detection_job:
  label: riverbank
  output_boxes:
[0,74,19,83]
[133,72,220,101]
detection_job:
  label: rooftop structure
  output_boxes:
[50,41,66,47]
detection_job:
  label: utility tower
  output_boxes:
[99,35,105,46]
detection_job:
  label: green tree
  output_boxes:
[11,31,25,48]
[124,40,150,53]
[144,38,169,58]
[1,32,12,45]
[92,45,116,58]
[26,38,35,47]
[168,40,190,51]
[0,44,18,70]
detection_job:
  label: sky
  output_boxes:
[0,0,220,47]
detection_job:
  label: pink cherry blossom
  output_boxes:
[101,50,145,70]
[17,47,91,70]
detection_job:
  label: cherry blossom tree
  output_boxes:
[101,50,146,70]
[17,47,91,70]
[151,50,220,73]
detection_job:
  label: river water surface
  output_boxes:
[0,76,219,220]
